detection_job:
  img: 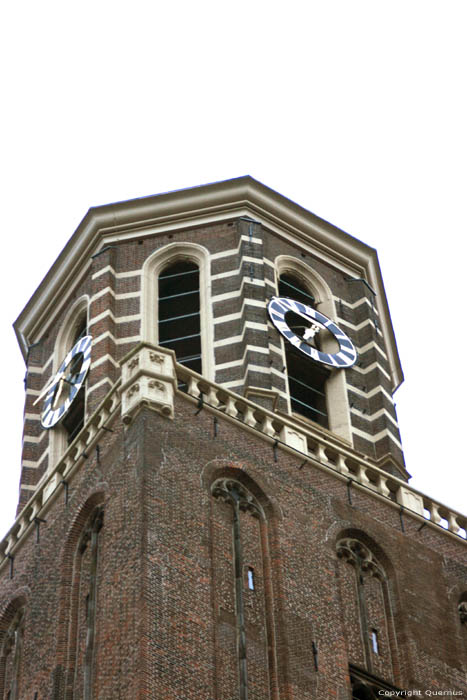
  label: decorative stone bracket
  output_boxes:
[120,343,177,425]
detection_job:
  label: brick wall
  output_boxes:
[2,397,466,698]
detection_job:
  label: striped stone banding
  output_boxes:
[41,335,92,429]
[267,297,357,368]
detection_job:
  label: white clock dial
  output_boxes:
[267,297,357,368]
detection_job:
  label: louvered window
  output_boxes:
[158,261,202,374]
[62,316,87,443]
[278,273,329,428]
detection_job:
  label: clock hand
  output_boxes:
[33,370,65,406]
[287,306,326,330]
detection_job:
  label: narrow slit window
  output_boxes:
[158,261,202,374]
[371,629,379,654]
[247,567,255,590]
[278,274,329,428]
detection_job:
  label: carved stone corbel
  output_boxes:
[120,343,177,425]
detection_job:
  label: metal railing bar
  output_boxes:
[159,333,201,345]
[159,311,200,324]
[159,290,199,301]
[291,395,327,418]
[288,374,326,397]
[159,269,199,281]
[279,280,316,304]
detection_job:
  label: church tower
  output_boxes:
[1,177,466,698]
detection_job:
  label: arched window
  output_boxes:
[278,272,330,428]
[0,603,25,700]
[56,506,104,700]
[48,297,89,471]
[61,314,88,444]
[336,537,398,685]
[209,474,278,699]
[158,260,202,374]
[141,243,213,380]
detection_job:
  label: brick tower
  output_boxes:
[1,177,466,699]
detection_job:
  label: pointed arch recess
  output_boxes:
[334,530,400,686]
[0,593,28,700]
[53,489,106,700]
[206,464,285,700]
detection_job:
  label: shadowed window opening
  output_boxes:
[350,665,403,699]
[278,274,329,428]
[158,261,201,374]
[62,316,87,444]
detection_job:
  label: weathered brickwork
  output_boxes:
[3,396,466,698]
[6,179,465,698]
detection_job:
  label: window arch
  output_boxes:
[0,598,26,700]
[141,242,214,380]
[278,272,330,427]
[274,256,352,441]
[208,471,280,700]
[54,495,105,700]
[336,535,399,687]
[49,296,90,470]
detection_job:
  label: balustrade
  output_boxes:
[1,353,465,572]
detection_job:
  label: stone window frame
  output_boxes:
[48,295,90,472]
[141,242,214,381]
[274,255,352,443]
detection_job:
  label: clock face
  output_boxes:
[41,335,93,429]
[267,296,357,368]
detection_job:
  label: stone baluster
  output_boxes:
[225,396,238,418]
[317,443,328,463]
[5,533,16,555]
[447,511,460,534]
[357,464,371,488]
[261,414,276,437]
[98,408,110,429]
[206,385,220,408]
[187,375,201,398]
[243,405,257,428]
[17,516,28,538]
[377,474,391,498]
[429,502,442,525]
[337,454,350,476]
[86,422,98,444]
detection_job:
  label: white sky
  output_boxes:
[1,1,466,539]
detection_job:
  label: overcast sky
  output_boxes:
[1,1,466,539]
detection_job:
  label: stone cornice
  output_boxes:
[13,176,403,389]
